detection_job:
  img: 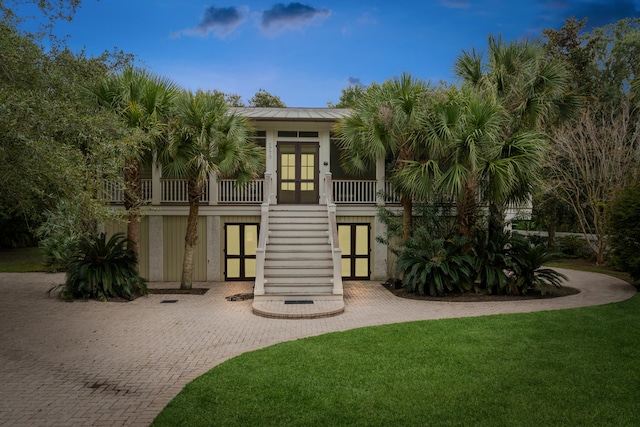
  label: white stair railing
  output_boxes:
[324,173,344,296]
[254,173,272,297]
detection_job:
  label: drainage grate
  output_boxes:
[284,300,314,305]
[161,299,178,304]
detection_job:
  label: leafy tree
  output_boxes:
[213,90,245,107]
[0,21,134,247]
[543,17,600,99]
[63,232,148,301]
[587,18,640,105]
[327,84,366,108]
[335,74,435,240]
[91,67,179,260]
[608,180,640,281]
[1,0,82,27]
[248,88,286,108]
[160,91,264,289]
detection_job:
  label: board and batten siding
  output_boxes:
[104,218,149,279]
[163,216,207,281]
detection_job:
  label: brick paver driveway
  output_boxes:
[0,270,635,426]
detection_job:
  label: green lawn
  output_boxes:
[0,247,45,272]
[153,294,640,426]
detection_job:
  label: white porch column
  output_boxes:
[207,215,221,281]
[373,155,388,280]
[148,214,163,281]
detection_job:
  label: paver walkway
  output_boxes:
[0,269,635,426]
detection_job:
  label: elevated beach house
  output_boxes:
[105,107,530,315]
[105,108,389,310]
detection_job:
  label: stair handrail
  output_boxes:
[254,172,272,296]
[324,172,343,296]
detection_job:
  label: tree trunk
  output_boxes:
[457,183,478,240]
[488,201,506,242]
[401,195,413,241]
[123,157,142,269]
[181,178,203,290]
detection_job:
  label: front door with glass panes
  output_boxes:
[338,224,370,279]
[225,224,258,280]
[277,142,319,204]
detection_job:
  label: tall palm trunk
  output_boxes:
[181,178,203,290]
[401,195,413,241]
[457,181,478,239]
[123,157,142,268]
[488,201,506,242]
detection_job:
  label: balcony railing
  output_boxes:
[161,179,210,203]
[106,178,400,205]
[104,180,152,203]
[332,180,377,204]
[218,179,264,204]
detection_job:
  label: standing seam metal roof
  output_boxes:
[231,107,351,121]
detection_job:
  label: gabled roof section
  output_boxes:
[232,107,351,122]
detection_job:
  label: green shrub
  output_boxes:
[608,182,640,281]
[473,231,513,295]
[509,236,567,294]
[63,232,148,301]
[555,235,592,259]
[397,229,474,296]
[37,201,89,272]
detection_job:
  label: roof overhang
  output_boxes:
[231,107,351,122]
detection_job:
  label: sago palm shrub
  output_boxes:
[397,228,474,296]
[472,230,514,295]
[508,236,567,295]
[63,232,148,301]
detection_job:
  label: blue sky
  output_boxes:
[28,0,640,107]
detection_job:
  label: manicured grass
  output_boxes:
[153,295,640,426]
[0,247,46,272]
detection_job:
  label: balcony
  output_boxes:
[106,178,399,205]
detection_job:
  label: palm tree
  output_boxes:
[91,67,179,261]
[453,36,579,238]
[160,91,264,290]
[334,73,435,241]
